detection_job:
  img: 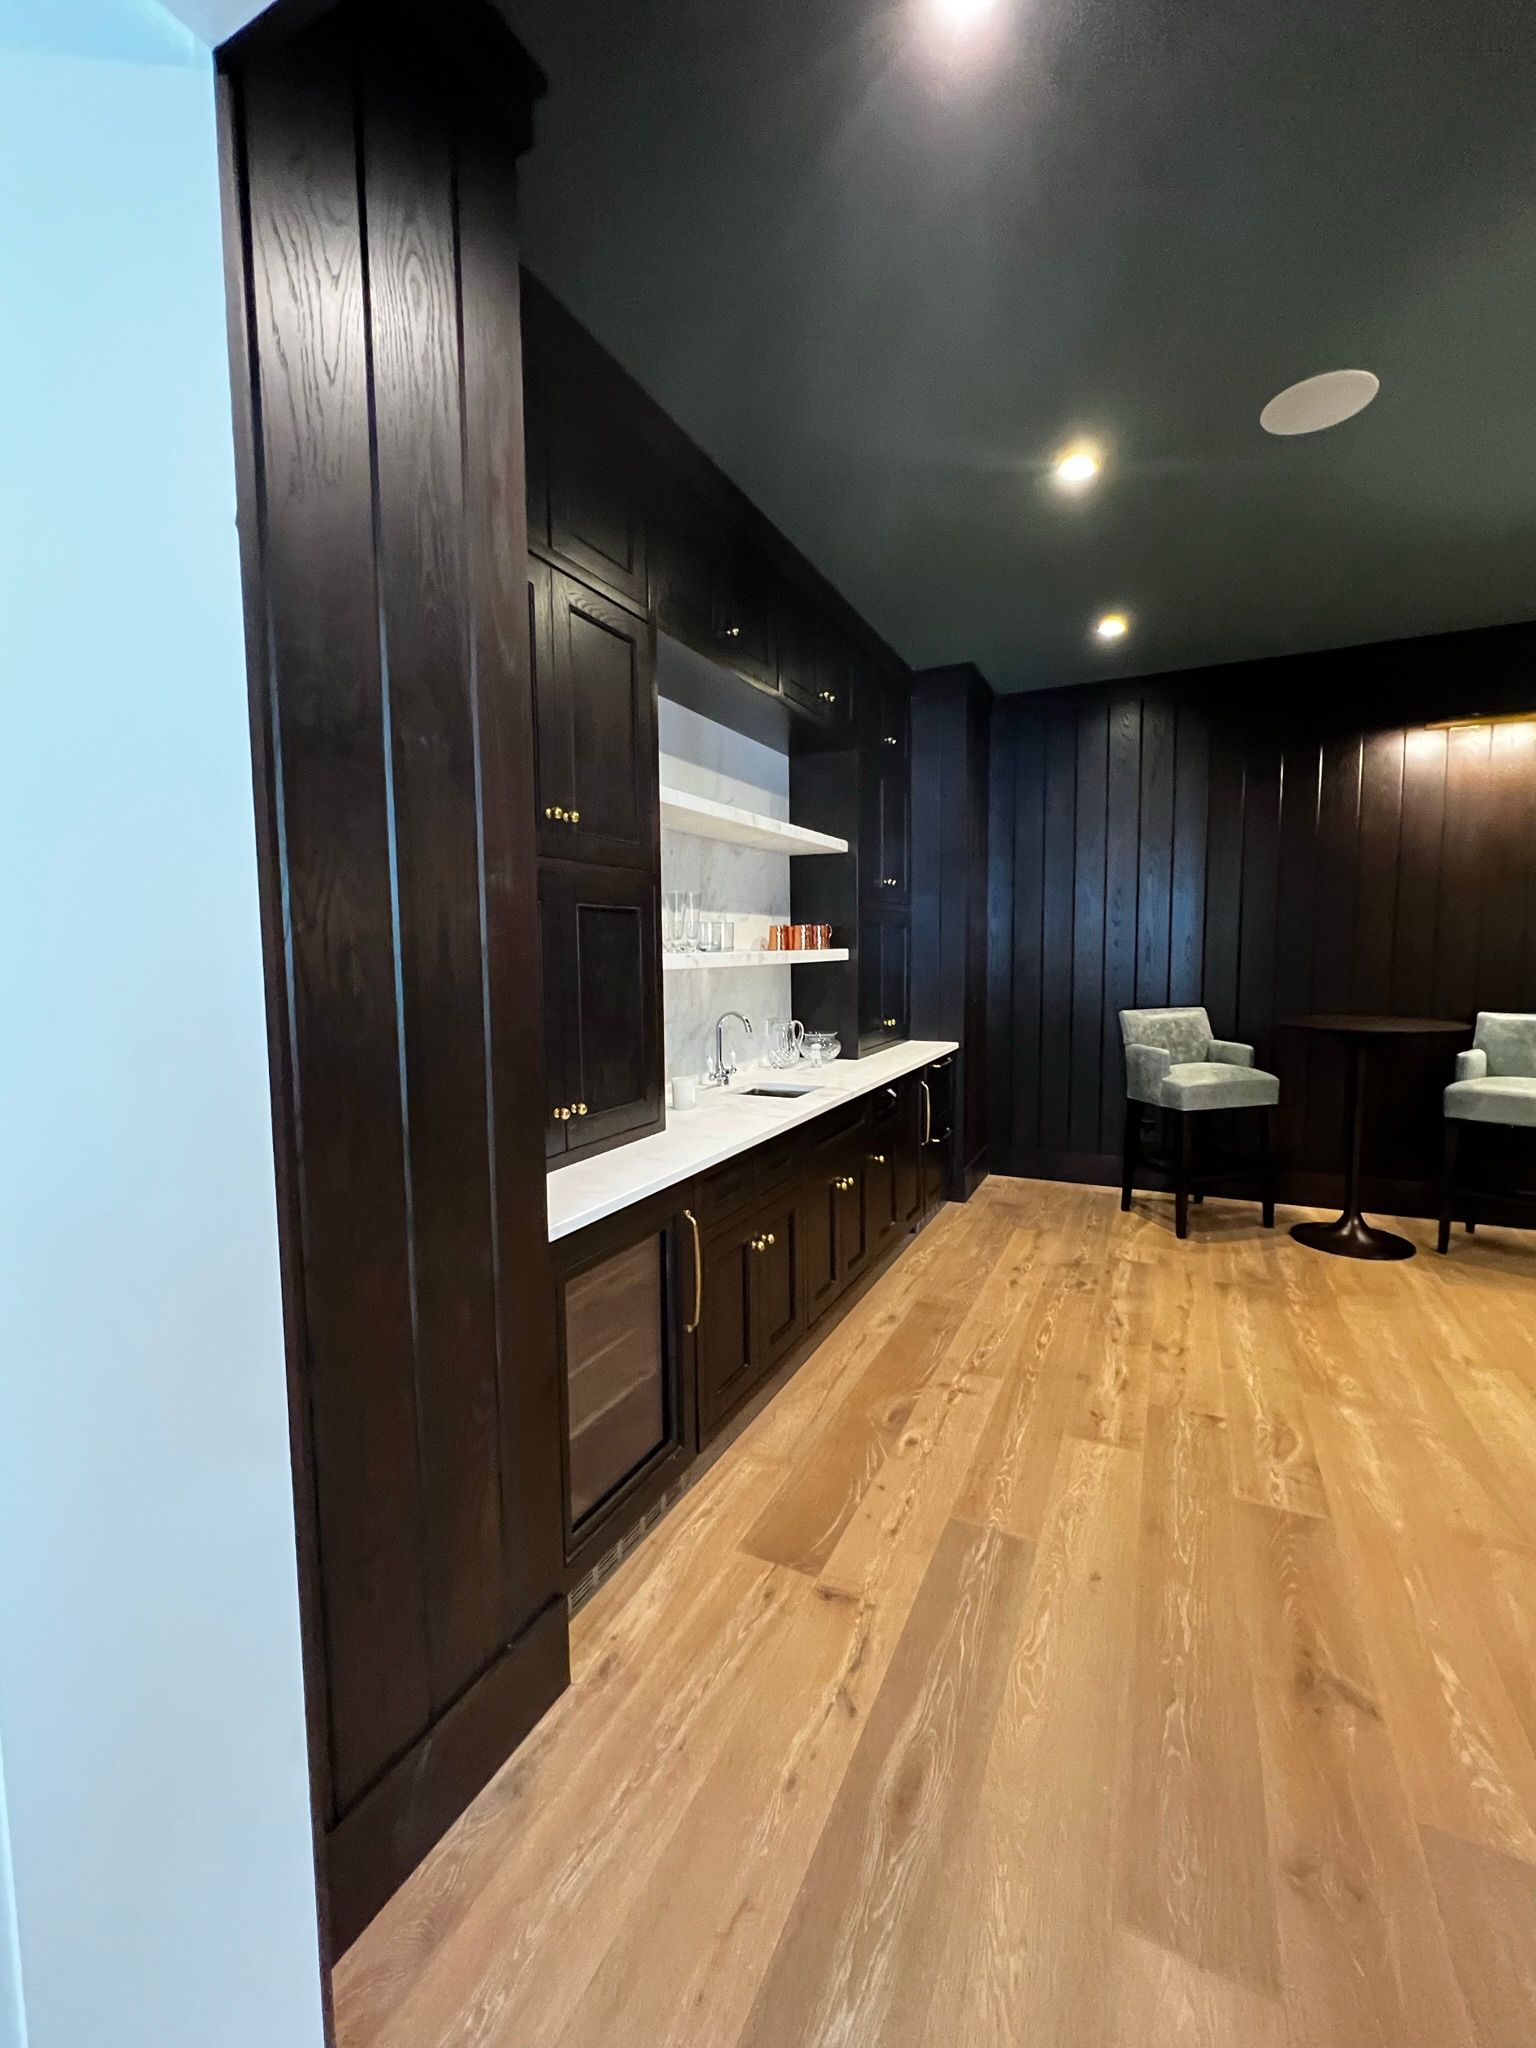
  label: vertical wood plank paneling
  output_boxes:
[1069,699,1108,1155]
[224,0,569,1947]
[1202,724,1246,1032]
[990,650,1536,1201]
[1353,730,1405,1010]
[1099,692,1142,1151]
[1135,695,1175,1005]
[1038,712,1078,1153]
[1169,703,1208,1008]
[1271,737,1321,1169]
[985,702,1017,1159]
[1354,729,1407,1172]
[240,22,432,1813]
[1236,736,1282,1051]
[1010,707,1047,1157]
[1391,729,1448,1016]
[456,83,566,1641]
[363,40,505,1713]
[1478,724,1534,1011]
[1435,726,1493,1022]
[1304,734,1363,1172]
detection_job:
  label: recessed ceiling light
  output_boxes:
[1260,369,1380,436]
[930,0,997,29]
[1053,445,1101,489]
[1095,612,1129,642]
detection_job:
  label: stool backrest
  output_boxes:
[1475,1012,1536,1078]
[1119,1006,1213,1063]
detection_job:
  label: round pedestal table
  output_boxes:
[1282,1015,1469,1261]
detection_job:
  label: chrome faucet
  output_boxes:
[707,1011,752,1087]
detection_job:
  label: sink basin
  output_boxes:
[737,1082,822,1098]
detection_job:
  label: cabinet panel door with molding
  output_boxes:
[540,864,662,1161]
[531,559,656,870]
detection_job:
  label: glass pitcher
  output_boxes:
[764,1017,805,1068]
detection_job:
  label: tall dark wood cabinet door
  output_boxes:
[542,864,663,1156]
[534,569,655,869]
[219,0,568,1955]
[697,1219,755,1441]
[858,923,885,1047]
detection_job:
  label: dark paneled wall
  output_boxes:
[989,622,1536,1209]
[219,0,565,1952]
[912,664,992,1193]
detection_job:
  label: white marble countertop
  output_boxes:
[546,1039,960,1240]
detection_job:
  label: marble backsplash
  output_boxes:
[659,697,792,1083]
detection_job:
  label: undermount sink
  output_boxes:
[737,1082,823,1098]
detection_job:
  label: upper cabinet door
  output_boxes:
[534,566,656,870]
[545,382,648,607]
[542,864,663,1159]
[523,278,647,607]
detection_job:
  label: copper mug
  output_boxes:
[810,923,832,949]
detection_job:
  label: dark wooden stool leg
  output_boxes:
[1121,1098,1138,1213]
[1437,1120,1458,1254]
[1175,1112,1193,1240]
[1259,1106,1275,1228]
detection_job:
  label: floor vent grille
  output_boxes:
[567,1474,693,1616]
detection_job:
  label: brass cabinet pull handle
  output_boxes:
[921,1078,932,1147]
[684,1209,702,1332]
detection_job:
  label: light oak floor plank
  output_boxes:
[335,1177,1536,2048]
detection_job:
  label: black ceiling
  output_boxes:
[498,0,1536,691]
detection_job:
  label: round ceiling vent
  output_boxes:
[1260,369,1380,436]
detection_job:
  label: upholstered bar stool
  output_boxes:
[1120,1007,1280,1239]
[1437,1012,1536,1254]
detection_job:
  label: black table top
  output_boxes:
[1281,1013,1469,1038]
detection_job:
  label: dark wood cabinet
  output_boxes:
[861,668,911,905]
[860,915,910,1053]
[650,478,774,686]
[541,864,662,1161]
[921,1055,957,1209]
[524,274,647,607]
[219,0,568,1953]
[695,1214,759,1440]
[530,559,656,870]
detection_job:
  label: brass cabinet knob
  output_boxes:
[884,1017,898,1029]
[884,734,897,747]
[724,624,741,639]
[553,1106,570,1122]
[870,1153,887,1165]
[568,809,580,825]
[819,690,836,704]
[545,805,565,821]
[573,1101,588,1116]
[766,1232,776,1245]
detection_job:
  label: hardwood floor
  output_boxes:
[333,1178,1536,2047]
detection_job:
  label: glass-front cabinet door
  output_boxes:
[555,1202,693,1570]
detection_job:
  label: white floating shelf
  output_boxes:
[659,787,848,857]
[663,948,850,973]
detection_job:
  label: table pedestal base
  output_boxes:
[1290,1215,1416,1261]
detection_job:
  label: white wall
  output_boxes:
[0,8,327,2045]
